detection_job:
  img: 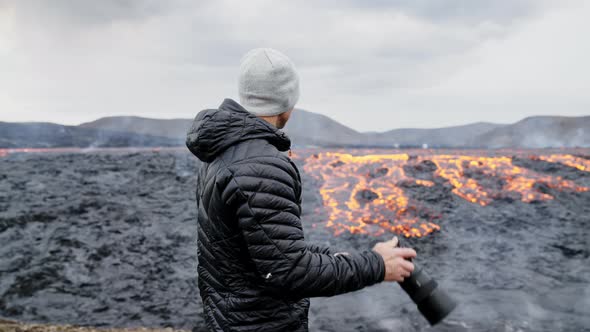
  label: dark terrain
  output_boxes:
[0,149,589,331]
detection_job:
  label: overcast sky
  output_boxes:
[0,0,588,132]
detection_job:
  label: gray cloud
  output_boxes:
[6,0,170,26]
[6,0,547,25]
[0,0,588,131]
[337,0,547,22]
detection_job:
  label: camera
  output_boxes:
[397,241,457,325]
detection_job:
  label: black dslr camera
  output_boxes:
[397,241,457,325]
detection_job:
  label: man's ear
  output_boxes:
[283,109,293,121]
[276,109,293,129]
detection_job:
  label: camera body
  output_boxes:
[396,240,457,325]
[399,263,457,325]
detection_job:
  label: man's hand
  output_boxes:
[372,237,417,282]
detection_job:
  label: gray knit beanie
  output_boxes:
[238,48,300,116]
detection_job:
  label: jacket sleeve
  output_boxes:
[306,243,333,255]
[226,156,385,299]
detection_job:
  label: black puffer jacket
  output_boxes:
[186,99,385,331]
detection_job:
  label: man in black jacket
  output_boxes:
[186,48,417,332]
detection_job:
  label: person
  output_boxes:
[186,48,417,332]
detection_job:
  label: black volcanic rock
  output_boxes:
[513,155,589,180]
[0,150,589,331]
[355,189,379,204]
[403,160,438,180]
[367,167,389,179]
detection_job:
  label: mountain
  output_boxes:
[0,122,182,149]
[1,112,589,149]
[79,109,366,147]
[284,109,366,146]
[368,122,506,148]
[75,113,590,148]
[474,116,590,148]
[79,116,191,139]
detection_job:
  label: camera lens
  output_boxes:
[399,264,457,326]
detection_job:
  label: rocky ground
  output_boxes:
[1,149,589,331]
[0,319,187,332]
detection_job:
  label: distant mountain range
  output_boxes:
[475,116,590,148]
[1,110,588,149]
[365,122,505,148]
[0,122,181,149]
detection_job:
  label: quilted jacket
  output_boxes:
[186,98,385,331]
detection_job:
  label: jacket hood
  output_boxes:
[186,98,291,162]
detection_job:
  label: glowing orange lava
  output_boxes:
[303,152,589,238]
[533,154,590,172]
[429,155,587,205]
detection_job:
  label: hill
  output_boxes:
[474,116,590,148]
[283,109,366,146]
[368,122,505,148]
[79,116,191,139]
[0,122,182,149]
[2,112,589,149]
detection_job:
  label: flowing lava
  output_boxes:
[3,148,588,238]
[303,152,589,238]
[534,154,590,172]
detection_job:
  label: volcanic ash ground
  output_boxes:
[0,149,589,332]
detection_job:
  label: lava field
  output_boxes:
[0,149,589,332]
